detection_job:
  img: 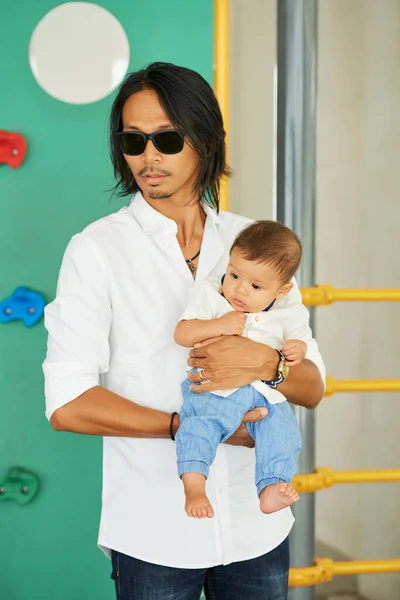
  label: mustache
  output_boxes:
[138,167,171,177]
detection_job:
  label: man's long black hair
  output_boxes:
[109,62,230,212]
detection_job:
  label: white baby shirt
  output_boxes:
[180,277,314,404]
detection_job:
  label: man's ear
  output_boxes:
[276,282,293,299]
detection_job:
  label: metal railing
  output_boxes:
[324,376,400,396]
[291,285,400,587]
[301,284,400,306]
[292,467,400,493]
[289,558,400,587]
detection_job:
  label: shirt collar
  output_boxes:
[202,200,221,225]
[128,191,176,235]
[128,191,220,235]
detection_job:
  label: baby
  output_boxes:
[174,220,311,519]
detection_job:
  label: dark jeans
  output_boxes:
[110,536,289,600]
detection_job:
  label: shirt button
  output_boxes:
[218,488,223,495]
[254,316,260,322]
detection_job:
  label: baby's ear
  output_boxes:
[277,282,293,299]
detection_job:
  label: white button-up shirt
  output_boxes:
[43,192,325,568]
[180,277,316,402]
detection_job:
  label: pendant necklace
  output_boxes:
[185,249,201,276]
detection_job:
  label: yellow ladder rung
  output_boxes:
[292,467,400,493]
[289,558,400,587]
[301,284,400,305]
[324,376,400,395]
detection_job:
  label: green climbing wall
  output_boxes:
[0,1,213,598]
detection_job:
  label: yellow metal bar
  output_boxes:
[289,558,400,587]
[324,376,400,396]
[334,469,400,484]
[300,284,400,306]
[292,466,400,493]
[333,559,400,576]
[214,0,230,211]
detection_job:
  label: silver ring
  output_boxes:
[199,370,204,381]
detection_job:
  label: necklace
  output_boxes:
[185,249,200,276]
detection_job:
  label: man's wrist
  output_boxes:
[259,345,280,381]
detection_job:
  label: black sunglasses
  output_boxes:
[116,130,185,156]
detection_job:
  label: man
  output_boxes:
[43,62,325,600]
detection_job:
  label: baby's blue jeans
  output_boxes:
[176,379,302,496]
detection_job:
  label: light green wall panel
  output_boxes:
[0,2,213,598]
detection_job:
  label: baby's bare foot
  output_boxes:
[260,482,299,514]
[185,490,214,519]
[181,472,214,518]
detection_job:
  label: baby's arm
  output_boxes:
[280,302,314,366]
[281,339,307,366]
[174,311,246,347]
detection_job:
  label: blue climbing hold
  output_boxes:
[0,287,46,327]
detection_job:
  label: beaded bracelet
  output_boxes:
[169,411,178,441]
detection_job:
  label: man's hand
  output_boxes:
[187,335,279,393]
[224,406,268,448]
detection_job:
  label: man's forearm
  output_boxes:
[50,385,180,438]
[277,359,324,409]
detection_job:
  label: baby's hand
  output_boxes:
[281,339,307,366]
[218,311,247,335]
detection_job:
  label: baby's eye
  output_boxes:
[252,284,261,290]
[231,273,239,280]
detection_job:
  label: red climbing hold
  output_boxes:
[0,130,27,169]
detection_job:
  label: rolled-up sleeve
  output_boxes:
[42,233,112,420]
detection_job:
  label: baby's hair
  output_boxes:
[230,220,302,283]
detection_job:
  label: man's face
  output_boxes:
[121,88,199,203]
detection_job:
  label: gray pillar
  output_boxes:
[276,2,318,600]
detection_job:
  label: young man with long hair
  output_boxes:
[43,62,325,599]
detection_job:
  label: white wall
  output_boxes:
[230,0,275,219]
[230,1,400,598]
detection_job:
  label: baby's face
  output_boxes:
[222,248,292,313]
